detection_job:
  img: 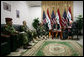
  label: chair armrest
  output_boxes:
[1,34,11,44]
[1,42,8,46]
[10,34,18,36]
[1,34,10,38]
[1,31,19,36]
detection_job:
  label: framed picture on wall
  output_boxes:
[3,2,11,12]
[16,10,20,18]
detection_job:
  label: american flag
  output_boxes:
[51,10,57,28]
[62,10,68,28]
[43,11,46,24]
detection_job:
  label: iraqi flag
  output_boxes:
[56,9,62,27]
[43,11,46,24]
[46,9,52,30]
[67,7,72,22]
[56,9,61,29]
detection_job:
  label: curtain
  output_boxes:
[41,1,73,21]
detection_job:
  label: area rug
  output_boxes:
[22,39,83,56]
[33,40,83,56]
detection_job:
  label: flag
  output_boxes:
[56,9,61,29]
[46,9,52,30]
[51,10,57,28]
[56,9,60,24]
[62,9,68,28]
[56,9,62,27]
[47,8,51,19]
[43,11,46,24]
[67,7,72,22]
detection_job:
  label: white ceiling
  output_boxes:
[27,1,41,7]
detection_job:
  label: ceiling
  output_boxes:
[27,1,41,7]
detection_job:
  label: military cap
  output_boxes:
[5,18,12,22]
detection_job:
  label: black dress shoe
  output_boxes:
[23,46,31,49]
[27,44,32,46]
[61,38,65,40]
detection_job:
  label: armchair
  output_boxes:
[71,22,79,40]
[1,24,23,54]
[1,33,11,56]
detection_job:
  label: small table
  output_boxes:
[52,30,62,39]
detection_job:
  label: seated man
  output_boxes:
[42,23,48,39]
[4,18,18,35]
[62,27,68,40]
[52,23,57,38]
[4,18,31,49]
[21,21,38,45]
[37,23,43,40]
[68,20,73,39]
[43,23,49,38]
[57,24,61,37]
[37,23,47,40]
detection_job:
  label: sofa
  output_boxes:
[1,24,23,56]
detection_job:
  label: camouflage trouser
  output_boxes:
[45,31,49,36]
[10,33,26,49]
[37,31,49,38]
[40,32,43,36]
[37,31,40,38]
[10,34,19,50]
[26,31,33,43]
[37,31,43,38]
[19,32,28,45]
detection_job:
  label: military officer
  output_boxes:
[4,18,31,49]
[37,23,43,39]
[43,23,49,38]
[42,23,49,39]
[21,21,38,45]
[37,23,47,39]
[4,18,18,35]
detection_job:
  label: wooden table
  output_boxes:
[52,30,62,39]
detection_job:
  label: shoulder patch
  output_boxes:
[4,25,8,27]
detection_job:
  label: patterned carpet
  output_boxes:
[22,39,83,56]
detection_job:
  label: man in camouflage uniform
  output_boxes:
[21,21,38,45]
[4,18,18,35]
[4,18,31,49]
[43,23,49,38]
[37,23,43,39]
[21,21,31,43]
[37,23,48,39]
